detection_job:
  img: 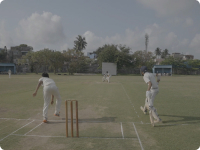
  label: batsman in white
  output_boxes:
[141,72,160,114]
[102,71,111,83]
[8,69,11,78]
[33,72,62,123]
[140,66,162,125]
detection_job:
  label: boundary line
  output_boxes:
[0,120,35,142]
[120,122,124,139]
[24,122,43,135]
[133,123,144,150]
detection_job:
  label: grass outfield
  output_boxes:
[0,74,199,150]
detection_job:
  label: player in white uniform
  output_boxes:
[8,69,11,78]
[33,72,62,123]
[102,71,111,83]
[105,71,111,83]
[140,66,162,126]
[141,73,160,114]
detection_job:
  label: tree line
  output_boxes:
[12,35,200,74]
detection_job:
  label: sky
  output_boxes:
[0,0,200,59]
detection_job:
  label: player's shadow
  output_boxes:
[157,114,200,127]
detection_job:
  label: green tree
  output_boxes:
[74,35,87,51]
[155,47,161,59]
[96,44,133,69]
[0,49,7,62]
[49,51,64,74]
[18,51,41,73]
[18,49,64,74]
[161,49,170,59]
[94,44,109,58]
[160,56,187,74]
[132,50,155,70]
[63,49,87,74]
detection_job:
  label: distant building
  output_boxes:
[0,63,16,74]
[7,45,33,63]
[87,52,97,59]
[152,65,172,76]
[172,53,194,60]
[182,55,194,60]
[172,53,183,59]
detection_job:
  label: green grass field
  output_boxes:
[0,74,199,150]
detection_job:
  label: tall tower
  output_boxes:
[145,33,149,52]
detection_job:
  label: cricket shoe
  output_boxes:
[154,119,162,124]
[140,106,147,115]
[54,112,60,117]
[43,120,48,123]
[149,111,154,127]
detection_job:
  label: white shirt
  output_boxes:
[143,72,158,89]
[39,77,56,87]
[106,73,110,77]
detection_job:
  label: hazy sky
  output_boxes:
[0,0,200,58]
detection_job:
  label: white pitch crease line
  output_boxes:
[12,134,66,138]
[0,118,64,122]
[0,118,33,121]
[0,120,35,142]
[24,122,43,135]
[0,118,191,126]
[133,123,144,150]
[121,84,131,100]
[11,134,138,140]
[120,122,124,139]
[0,119,9,124]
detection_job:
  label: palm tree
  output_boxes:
[155,47,161,59]
[164,49,169,57]
[74,35,87,51]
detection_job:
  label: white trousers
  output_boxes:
[144,88,160,120]
[43,85,62,120]
[106,76,110,83]
[102,76,110,83]
[9,73,11,78]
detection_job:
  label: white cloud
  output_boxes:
[136,0,193,16]
[0,21,14,48]
[60,43,69,51]
[190,34,200,55]
[185,18,193,27]
[16,11,66,50]
[83,24,189,55]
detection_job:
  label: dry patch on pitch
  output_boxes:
[78,105,108,119]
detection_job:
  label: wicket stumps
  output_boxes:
[65,100,79,137]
